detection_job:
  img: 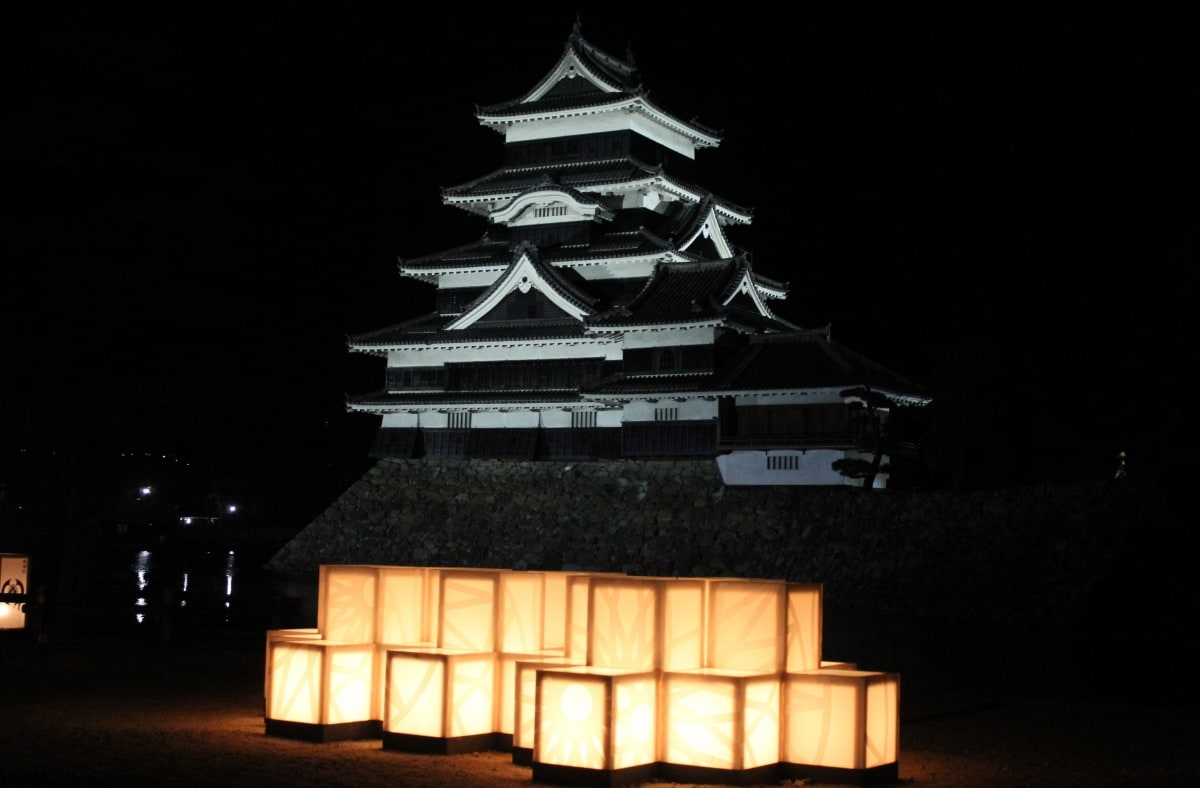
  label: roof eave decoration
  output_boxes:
[490,185,615,226]
[526,45,626,103]
[446,244,595,330]
[584,319,723,334]
[677,200,736,259]
[479,95,722,150]
[719,266,785,323]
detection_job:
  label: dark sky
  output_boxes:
[4,8,1195,503]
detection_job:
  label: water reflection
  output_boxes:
[126,547,243,633]
[133,550,151,624]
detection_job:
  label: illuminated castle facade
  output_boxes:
[346,23,927,487]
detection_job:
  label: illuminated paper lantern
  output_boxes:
[437,568,501,651]
[510,655,584,764]
[264,639,379,742]
[540,571,573,652]
[377,565,437,646]
[660,669,781,781]
[499,570,545,653]
[497,650,577,747]
[786,583,823,672]
[587,576,705,671]
[381,569,503,753]
[263,628,321,704]
[782,669,900,782]
[564,573,593,660]
[382,646,498,753]
[532,666,659,785]
[318,565,379,643]
[705,579,786,672]
[0,553,30,630]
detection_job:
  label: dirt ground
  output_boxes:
[0,633,1197,787]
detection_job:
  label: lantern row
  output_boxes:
[264,565,899,786]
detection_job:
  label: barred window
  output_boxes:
[654,407,679,422]
[448,412,472,429]
[572,410,597,428]
[767,455,800,470]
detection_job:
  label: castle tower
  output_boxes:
[346,23,927,487]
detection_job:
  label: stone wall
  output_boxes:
[266,458,1172,630]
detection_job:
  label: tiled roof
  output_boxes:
[720,331,929,399]
[577,329,928,401]
[475,29,720,145]
[583,373,724,397]
[399,226,685,274]
[347,320,595,349]
[441,158,751,221]
[443,159,654,198]
[456,242,598,318]
[588,259,747,327]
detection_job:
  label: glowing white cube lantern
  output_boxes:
[660,669,782,778]
[782,669,900,781]
[587,576,705,671]
[510,655,585,764]
[437,568,501,651]
[264,628,321,698]
[499,570,545,653]
[540,571,572,652]
[318,565,379,643]
[377,565,437,646]
[382,647,498,753]
[0,553,30,630]
[564,573,593,660]
[786,583,824,672]
[532,666,660,784]
[660,578,706,671]
[705,579,787,672]
[264,639,379,741]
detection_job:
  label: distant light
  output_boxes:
[227,504,237,514]
[139,486,152,497]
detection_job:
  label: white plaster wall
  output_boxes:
[387,340,619,366]
[597,409,622,428]
[381,413,419,428]
[540,409,572,429]
[504,112,696,158]
[438,270,504,289]
[569,259,657,280]
[622,326,714,349]
[418,412,449,428]
[623,398,717,421]
[472,411,539,428]
[716,450,889,488]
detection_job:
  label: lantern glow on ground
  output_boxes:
[264,565,900,785]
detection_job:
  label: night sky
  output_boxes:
[4,8,1195,517]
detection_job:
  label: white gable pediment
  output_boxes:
[446,249,592,330]
[721,268,779,320]
[525,51,622,103]
[677,206,735,259]
[491,188,613,227]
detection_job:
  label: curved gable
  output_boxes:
[491,186,614,226]
[676,202,736,259]
[447,247,594,330]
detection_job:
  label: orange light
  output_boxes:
[783,669,900,771]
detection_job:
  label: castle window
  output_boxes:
[572,410,598,428]
[654,407,679,422]
[448,412,472,429]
